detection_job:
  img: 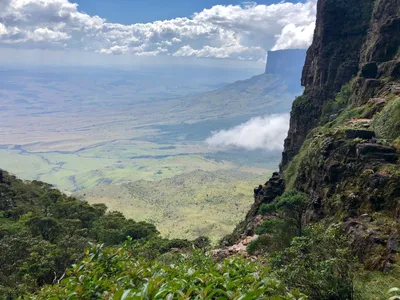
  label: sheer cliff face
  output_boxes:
[228,1,399,262]
[281,0,400,169]
[265,49,306,78]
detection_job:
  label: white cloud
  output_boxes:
[272,22,315,50]
[0,0,317,61]
[206,114,290,151]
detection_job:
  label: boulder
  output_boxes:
[356,143,397,163]
[255,173,284,204]
[391,84,400,95]
[326,161,344,183]
[359,213,373,222]
[345,129,375,140]
[367,98,386,105]
[378,60,400,78]
[361,62,378,78]
[368,173,389,189]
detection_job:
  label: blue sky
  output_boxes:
[75,0,305,24]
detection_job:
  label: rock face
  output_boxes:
[276,0,400,269]
[281,0,400,169]
[222,173,284,245]
[229,0,400,269]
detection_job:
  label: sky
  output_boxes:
[0,0,317,66]
[74,0,305,24]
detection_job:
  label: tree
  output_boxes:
[260,190,309,237]
[275,190,309,237]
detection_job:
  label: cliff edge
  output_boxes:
[227,0,400,270]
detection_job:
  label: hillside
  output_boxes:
[0,169,161,298]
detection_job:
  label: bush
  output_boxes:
[247,235,272,255]
[30,242,307,300]
[271,225,356,300]
[259,190,309,237]
[321,82,352,123]
[259,202,277,215]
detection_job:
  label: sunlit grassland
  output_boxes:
[78,169,266,242]
[0,148,236,191]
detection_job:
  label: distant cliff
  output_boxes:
[175,49,307,120]
[265,49,306,78]
[264,49,306,93]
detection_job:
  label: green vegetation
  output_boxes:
[0,170,195,299]
[29,243,305,300]
[0,170,365,300]
[321,82,353,123]
[0,147,236,192]
[271,225,355,300]
[373,96,400,140]
[245,190,359,299]
[260,191,309,236]
[79,169,265,242]
[354,269,400,300]
[248,191,310,255]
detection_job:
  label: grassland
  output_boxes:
[76,169,266,242]
[0,141,236,191]
[0,66,300,241]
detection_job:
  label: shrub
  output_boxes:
[247,235,272,255]
[260,190,309,236]
[30,242,307,300]
[271,225,356,300]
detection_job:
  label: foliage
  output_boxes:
[259,190,309,237]
[292,94,313,113]
[373,97,400,140]
[247,235,272,255]
[29,241,307,300]
[353,267,400,300]
[271,225,356,300]
[0,170,185,298]
[321,83,352,124]
[257,219,297,252]
[388,287,400,300]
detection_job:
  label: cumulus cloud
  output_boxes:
[272,22,315,50]
[206,114,290,151]
[0,0,317,60]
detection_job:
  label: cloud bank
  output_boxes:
[0,0,317,61]
[206,114,290,151]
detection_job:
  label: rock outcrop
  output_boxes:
[221,173,284,246]
[229,0,400,270]
[281,0,400,169]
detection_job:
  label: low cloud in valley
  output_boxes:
[206,114,290,151]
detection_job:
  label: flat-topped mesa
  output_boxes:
[264,49,307,78]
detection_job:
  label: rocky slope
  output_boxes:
[227,0,400,269]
